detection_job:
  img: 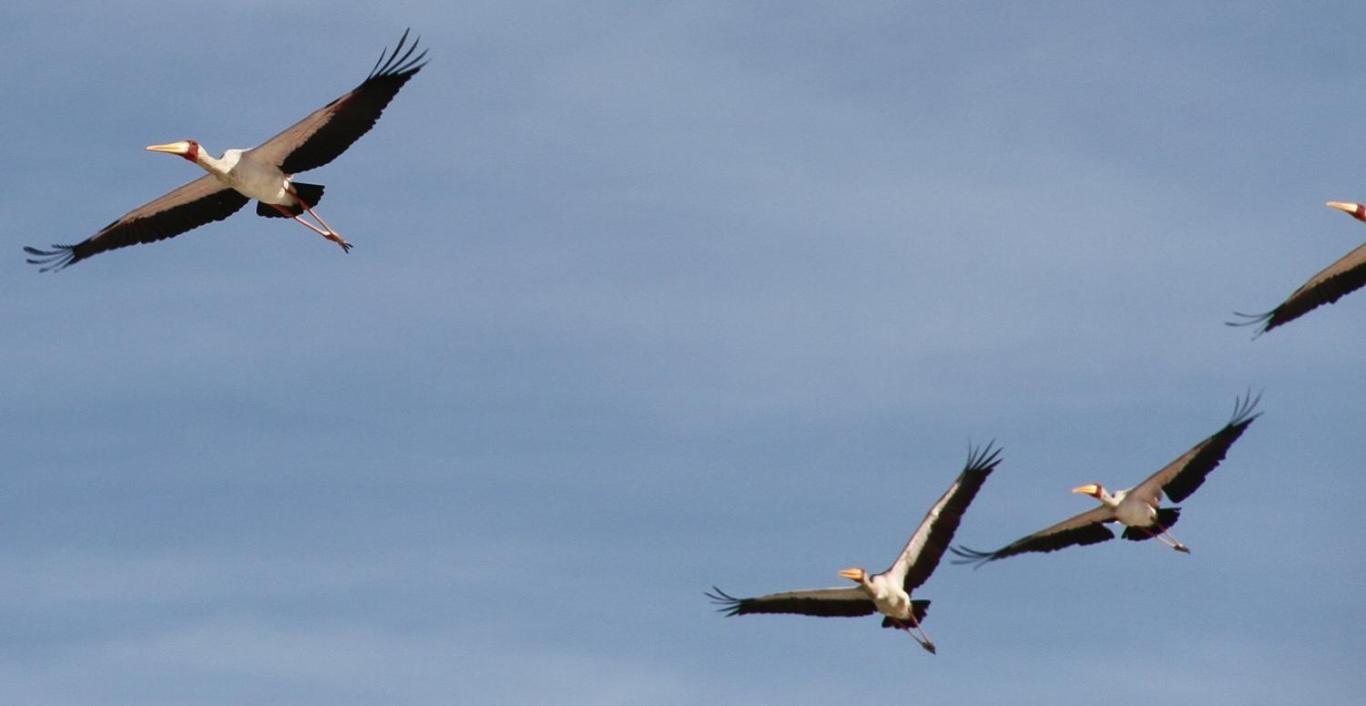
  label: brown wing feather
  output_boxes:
[950,505,1117,567]
[1230,242,1366,333]
[889,442,1001,591]
[1131,392,1260,505]
[246,29,427,175]
[25,175,249,271]
[706,586,876,618]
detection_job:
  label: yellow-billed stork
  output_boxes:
[25,30,426,271]
[1230,202,1366,333]
[952,394,1259,566]
[707,443,1001,654]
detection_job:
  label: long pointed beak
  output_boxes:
[146,142,186,154]
[1071,484,1100,496]
[837,568,864,582]
[1326,201,1366,220]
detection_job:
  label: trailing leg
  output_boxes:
[271,203,352,252]
[1124,522,1190,553]
[1155,526,1190,553]
[901,613,936,654]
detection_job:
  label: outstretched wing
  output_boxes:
[1229,242,1366,334]
[1129,392,1261,506]
[950,505,1117,568]
[246,29,427,175]
[706,586,875,618]
[885,442,1001,591]
[24,175,249,271]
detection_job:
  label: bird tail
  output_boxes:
[1120,507,1182,541]
[879,600,930,629]
[257,182,326,218]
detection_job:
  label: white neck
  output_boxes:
[858,573,884,599]
[191,145,232,178]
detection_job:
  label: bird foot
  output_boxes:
[328,234,353,253]
[919,639,936,655]
[1174,543,1190,554]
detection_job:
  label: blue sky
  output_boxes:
[3,1,1363,703]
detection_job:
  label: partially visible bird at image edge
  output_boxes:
[1229,202,1366,334]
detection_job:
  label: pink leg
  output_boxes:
[288,186,351,252]
[289,184,352,252]
[1137,523,1190,554]
[906,612,936,654]
[1157,529,1190,553]
[271,199,352,253]
[302,204,339,236]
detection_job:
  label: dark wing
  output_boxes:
[246,29,427,175]
[706,586,875,618]
[1229,242,1366,334]
[950,505,1117,568]
[885,442,1001,591]
[1129,392,1261,506]
[24,175,249,271]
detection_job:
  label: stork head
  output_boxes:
[1326,201,1366,222]
[1071,483,1105,500]
[146,140,200,163]
[837,567,868,584]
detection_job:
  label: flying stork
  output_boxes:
[951,394,1259,567]
[25,30,427,271]
[707,443,1001,654]
[1229,201,1366,334]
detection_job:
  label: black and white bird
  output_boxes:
[707,443,1001,654]
[951,395,1259,567]
[25,30,427,271]
[1229,201,1366,334]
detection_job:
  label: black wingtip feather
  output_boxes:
[1226,310,1273,338]
[1229,390,1263,428]
[705,587,743,616]
[1227,310,1272,325]
[23,244,78,272]
[368,29,428,81]
[965,440,1003,475]
[948,545,995,569]
[369,28,408,78]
